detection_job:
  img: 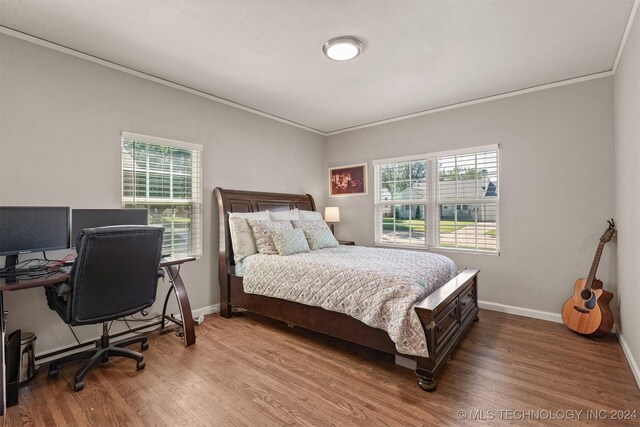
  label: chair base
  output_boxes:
[48,323,148,392]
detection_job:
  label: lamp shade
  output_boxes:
[324,207,341,223]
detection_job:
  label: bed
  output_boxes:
[214,187,479,391]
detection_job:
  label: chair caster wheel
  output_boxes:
[141,341,149,351]
[48,366,59,377]
[73,380,84,392]
[137,360,145,370]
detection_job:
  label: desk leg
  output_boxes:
[164,265,196,347]
[0,293,6,415]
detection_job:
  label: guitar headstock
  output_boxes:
[601,218,616,243]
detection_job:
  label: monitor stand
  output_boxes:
[3,255,19,284]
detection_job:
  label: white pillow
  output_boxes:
[292,219,331,232]
[299,210,323,221]
[269,208,300,221]
[228,211,270,262]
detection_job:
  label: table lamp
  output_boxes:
[324,207,340,235]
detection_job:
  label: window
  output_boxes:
[121,132,203,257]
[374,145,498,253]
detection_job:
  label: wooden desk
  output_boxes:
[0,256,196,415]
[158,257,196,347]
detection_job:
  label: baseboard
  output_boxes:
[478,300,620,333]
[36,304,221,362]
[192,304,220,319]
[478,300,563,323]
[618,333,640,389]
[161,303,220,323]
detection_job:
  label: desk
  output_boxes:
[158,257,196,347]
[0,256,195,415]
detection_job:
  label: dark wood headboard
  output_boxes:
[213,187,316,282]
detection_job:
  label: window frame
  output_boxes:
[121,131,203,258]
[373,144,499,255]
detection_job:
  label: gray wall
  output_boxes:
[0,32,625,362]
[326,78,616,316]
[0,34,327,353]
[614,14,640,382]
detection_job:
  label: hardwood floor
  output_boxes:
[4,309,640,426]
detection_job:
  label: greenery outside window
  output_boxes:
[374,145,499,253]
[121,132,203,257]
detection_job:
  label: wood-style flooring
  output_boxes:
[4,309,640,426]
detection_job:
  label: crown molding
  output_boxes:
[0,26,325,136]
[0,24,622,137]
[613,0,639,74]
[324,71,613,135]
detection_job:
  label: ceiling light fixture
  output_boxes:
[323,36,363,61]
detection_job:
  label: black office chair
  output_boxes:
[45,225,164,391]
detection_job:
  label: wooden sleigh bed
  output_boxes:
[214,187,479,391]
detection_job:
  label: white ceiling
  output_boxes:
[0,0,635,134]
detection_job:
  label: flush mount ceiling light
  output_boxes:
[323,36,363,61]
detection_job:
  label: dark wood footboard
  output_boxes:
[414,268,479,390]
[214,187,480,392]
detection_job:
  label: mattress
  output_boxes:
[241,246,457,357]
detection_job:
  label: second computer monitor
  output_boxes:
[71,209,148,247]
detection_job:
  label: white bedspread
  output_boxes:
[242,246,457,357]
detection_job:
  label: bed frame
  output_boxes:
[214,187,479,391]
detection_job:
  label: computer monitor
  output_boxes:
[71,209,148,247]
[0,206,71,271]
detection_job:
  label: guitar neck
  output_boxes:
[585,243,605,290]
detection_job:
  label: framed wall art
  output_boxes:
[329,163,367,197]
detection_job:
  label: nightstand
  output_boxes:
[338,240,355,246]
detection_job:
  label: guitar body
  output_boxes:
[561,278,614,337]
[562,220,616,337]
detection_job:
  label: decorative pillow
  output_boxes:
[292,219,331,232]
[269,209,300,221]
[299,210,323,221]
[304,228,339,250]
[248,220,293,255]
[272,228,310,256]
[229,211,270,262]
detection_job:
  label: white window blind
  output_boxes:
[374,145,499,253]
[121,132,203,257]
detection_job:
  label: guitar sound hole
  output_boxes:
[580,289,592,300]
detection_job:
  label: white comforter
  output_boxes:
[242,246,457,357]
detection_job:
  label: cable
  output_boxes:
[166,264,181,286]
[0,258,54,274]
[67,325,82,346]
[115,314,163,323]
[0,269,59,280]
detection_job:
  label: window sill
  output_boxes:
[374,243,499,256]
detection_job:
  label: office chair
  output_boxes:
[45,225,164,391]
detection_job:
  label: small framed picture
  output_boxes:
[329,163,368,197]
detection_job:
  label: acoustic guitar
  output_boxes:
[561,219,616,337]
